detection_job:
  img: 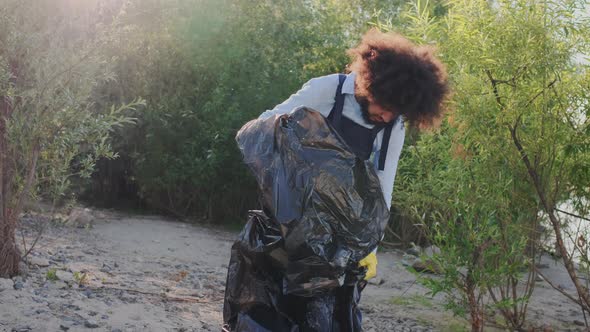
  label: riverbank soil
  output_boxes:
[0,208,586,331]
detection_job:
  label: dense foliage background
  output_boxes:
[68,0,405,223]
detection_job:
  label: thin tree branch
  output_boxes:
[13,142,40,223]
[511,118,590,310]
[525,78,558,107]
[555,208,590,222]
[535,267,581,305]
[485,70,506,108]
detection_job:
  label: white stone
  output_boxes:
[56,270,74,281]
[0,278,13,291]
[29,257,50,267]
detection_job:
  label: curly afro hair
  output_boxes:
[347,28,449,129]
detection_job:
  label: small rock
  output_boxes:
[405,243,421,257]
[13,281,24,290]
[56,270,74,281]
[0,277,13,291]
[84,319,100,328]
[111,329,122,332]
[573,320,585,326]
[100,263,112,273]
[29,256,51,267]
[83,289,94,298]
[88,310,98,316]
[50,281,68,290]
[368,277,384,286]
[113,262,119,268]
[423,245,441,257]
[11,326,32,332]
[48,302,60,310]
[51,253,67,263]
[59,323,71,331]
[66,304,81,311]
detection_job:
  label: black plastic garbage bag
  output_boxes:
[223,107,390,331]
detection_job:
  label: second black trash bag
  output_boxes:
[223,107,390,331]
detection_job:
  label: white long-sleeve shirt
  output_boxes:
[259,72,405,210]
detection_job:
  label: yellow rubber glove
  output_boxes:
[358,251,378,280]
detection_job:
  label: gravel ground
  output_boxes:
[0,208,586,331]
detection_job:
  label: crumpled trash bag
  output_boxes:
[223,107,390,331]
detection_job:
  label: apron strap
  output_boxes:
[328,74,347,128]
[377,120,395,171]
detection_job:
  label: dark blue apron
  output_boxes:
[327,74,395,171]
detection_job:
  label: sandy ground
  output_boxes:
[0,209,588,332]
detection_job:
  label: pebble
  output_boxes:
[56,270,74,281]
[368,277,384,286]
[574,320,585,326]
[50,281,68,290]
[52,254,67,263]
[84,319,100,328]
[100,263,112,273]
[11,326,32,332]
[0,278,13,291]
[29,257,51,267]
[83,289,94,298]
[66,304,81,311]
[406,244,421,257]
[13,281,24,290]
[59,323,71,331]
